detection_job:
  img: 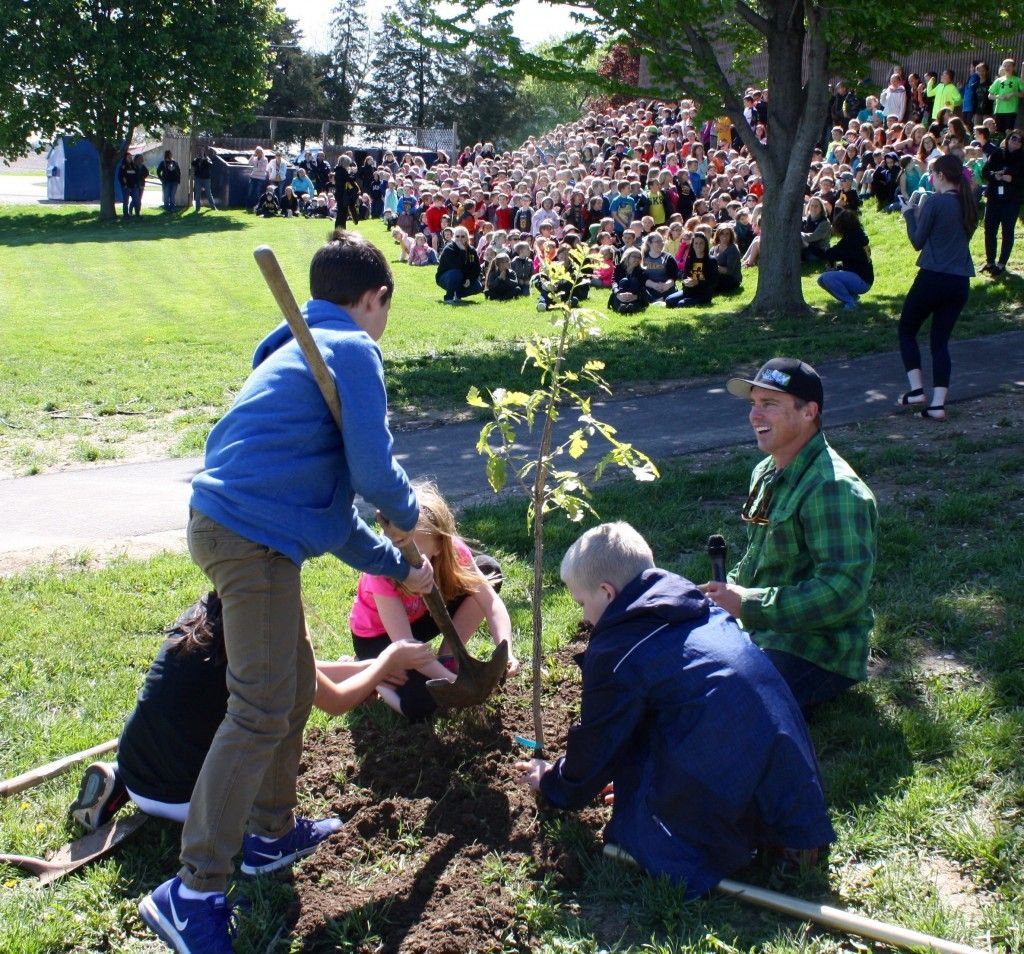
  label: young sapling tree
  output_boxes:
[467,246,658,750]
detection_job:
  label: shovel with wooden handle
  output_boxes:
[0,814,148,888]
[252,245,508,710]
[0,738,118,798]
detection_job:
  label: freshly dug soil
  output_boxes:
[290,639,606,953]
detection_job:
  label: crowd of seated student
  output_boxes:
[343,98,776,310]
[244,59,1016,298]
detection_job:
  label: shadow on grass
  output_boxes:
[388,302,893,407]
[387,280,1023,409]
[0,209,246,247]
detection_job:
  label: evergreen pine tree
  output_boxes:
[324,0,372,123]
[445,22,528,148]
[367,0,452,129]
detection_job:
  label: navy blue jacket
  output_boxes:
[540,569,835,897]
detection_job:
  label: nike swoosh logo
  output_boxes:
[169,892,189,932]
[251,849,284,861]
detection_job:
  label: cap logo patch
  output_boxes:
[758,369,791,387]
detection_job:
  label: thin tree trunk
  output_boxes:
[530,476,546,752]
[528,314,571,753]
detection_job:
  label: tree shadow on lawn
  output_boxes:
[0,209,246,247]
[387,303,902,409]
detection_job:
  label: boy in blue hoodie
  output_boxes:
[140,230,434,954]
[516,522,834,899]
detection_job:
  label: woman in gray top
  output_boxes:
[895,154,978,421]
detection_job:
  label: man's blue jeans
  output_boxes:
[437,269,482,300]
[127,186,143,217]
[194,178,216,211]
[246,176,266,209]
[762,648,857,714]
[161,182,177,211]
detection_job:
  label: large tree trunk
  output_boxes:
[96,140,120,222]
[750,177,808,313]
[719,1,831,316]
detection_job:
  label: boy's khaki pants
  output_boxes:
[179,510,316,892]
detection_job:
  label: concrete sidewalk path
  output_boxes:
[3,331,1023,570]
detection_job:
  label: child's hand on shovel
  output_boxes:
[515,758,552,792]
[403,559,434,594]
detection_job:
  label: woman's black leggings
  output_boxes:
[897,269,970,388]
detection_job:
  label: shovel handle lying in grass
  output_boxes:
[603,844,985,954]
[252,245,508,710]
[714,878,987,954]
[0,738,118,798]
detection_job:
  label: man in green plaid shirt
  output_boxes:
[702,358,878,712]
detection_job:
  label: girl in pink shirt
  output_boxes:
[349,481,519,720]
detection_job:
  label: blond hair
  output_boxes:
[560,522,654,594]
[410,479,482,601]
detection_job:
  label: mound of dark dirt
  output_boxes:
[289,641,606,953]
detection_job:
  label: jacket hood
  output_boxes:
[596,568,709,633]
[252,300,358,368]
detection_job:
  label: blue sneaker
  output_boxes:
[240,816,343,875]
[138,877,237,954]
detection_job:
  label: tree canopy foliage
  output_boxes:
[2,0,278,218]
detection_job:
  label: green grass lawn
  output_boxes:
[1,394,1021,952]
[1,203,1022,476]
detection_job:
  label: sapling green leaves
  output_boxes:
[468,245,659,748]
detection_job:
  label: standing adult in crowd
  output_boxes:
[980,128,1022,276]
[246,146,269,210]
[313,152,331,193]
[927,69,961,117]
[267,152,287,198]
[191,146,217,212]
[119,150,138,218]
[435,226,482,304]
[121,153,147,218]
[879,73,909,123]
[334,155,361,229]
[156,151,181,213]
[962,61,991,129]
[702,358,878,714]
[896,154,978,420]
[988,59,1024,136]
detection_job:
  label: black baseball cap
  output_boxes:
[727,358,824,407]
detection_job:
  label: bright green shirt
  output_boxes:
[729,431,878,680]
[989,75,1024,114]
[927,79,962,113]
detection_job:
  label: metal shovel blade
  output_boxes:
[427,640,509,709]
[0,813,148,887]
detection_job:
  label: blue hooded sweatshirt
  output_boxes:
[190,299,418,577]
[540,568,835,898]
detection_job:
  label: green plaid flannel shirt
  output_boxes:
[729,431,878,681]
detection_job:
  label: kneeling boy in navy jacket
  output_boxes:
[516,522,835,898]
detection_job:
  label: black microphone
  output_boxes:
[707,534,727,583]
